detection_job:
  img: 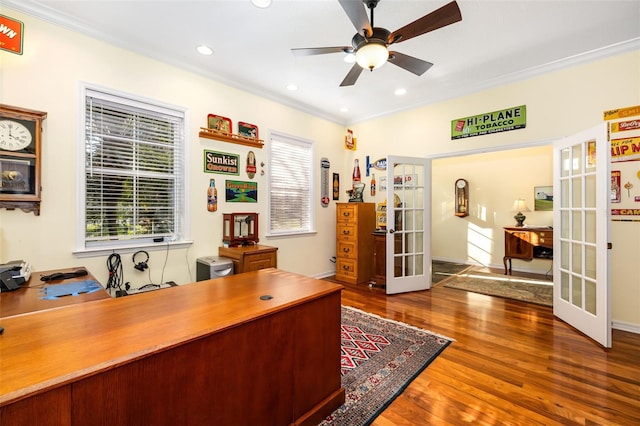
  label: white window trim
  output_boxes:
[266,130,316,238]
[75,82,191,257]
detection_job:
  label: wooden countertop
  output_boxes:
[0,268,342,406]
[0,267,110,318]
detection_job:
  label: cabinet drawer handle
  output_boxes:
[342,230,350,235]
[540,238,545,243]
[342,212,351,217]
[342,265,351,271]
[342,247,350,253]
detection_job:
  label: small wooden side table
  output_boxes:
[218,244,278,274]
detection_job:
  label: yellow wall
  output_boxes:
[1,8,638,330]
[349,50,640,330]
[0,9,345,285]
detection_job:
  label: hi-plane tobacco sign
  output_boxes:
[451,105,526,140]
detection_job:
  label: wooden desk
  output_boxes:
[218,244,278,273]
[0,268,344,426]
[1,267,109,318]
[503,227,553,275]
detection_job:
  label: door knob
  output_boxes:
[389,228,395,234]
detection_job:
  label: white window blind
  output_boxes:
[81,87,186,248]
[268,132,315,235]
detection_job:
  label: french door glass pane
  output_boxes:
[586,245,597,280]
[561,271,570,301]
[585,280,597,315]
[572,274,583,307]
[572,242,582,274]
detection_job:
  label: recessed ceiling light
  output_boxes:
[340,107,349,113]
[286,83,298,91]
[196,45,213,55]
[251,0,272,8]
[394,88,407,96]
[344,53,356,63]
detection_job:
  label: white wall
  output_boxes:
[0,9,344,287]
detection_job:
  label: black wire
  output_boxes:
[106,253,124,293]
[160,241,170,284]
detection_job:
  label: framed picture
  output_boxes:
[0,156,35,195]
[207,114,232,134]
[225,180,257,203]
[238,122,259,140]
[534,186,553,211]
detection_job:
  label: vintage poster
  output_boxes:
[204,150,239,175]
[604,105,640,219]
[451,105,526,140]
[225,180,257,203]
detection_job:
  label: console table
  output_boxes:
[0,269,344,426]
[503,227,553,275]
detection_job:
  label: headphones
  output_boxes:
[132,250,149,272]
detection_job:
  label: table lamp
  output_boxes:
[511,199,530,227]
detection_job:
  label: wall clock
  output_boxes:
[454,178,469,217]
[0,104,47,215]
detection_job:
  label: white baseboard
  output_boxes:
[312,270,336,280]
[612,320,640,335]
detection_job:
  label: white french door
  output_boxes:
[553,124,611,348]
[385,155,431,294]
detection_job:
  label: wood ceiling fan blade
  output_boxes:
[388,1,461,44]
[338,0,372,37]
[291,46,352,56]
[340,63,364,87]
[387,51,433,76]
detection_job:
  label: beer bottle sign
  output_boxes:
[207,179,217,212]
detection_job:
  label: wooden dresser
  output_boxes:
[336,203,375,284]
[503,227,553,275]
[218,244,278,274]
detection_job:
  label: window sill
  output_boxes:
[73,240,193,258]
[266,230,317,239]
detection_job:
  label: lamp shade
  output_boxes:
[511,199,530,213]
[356,42,389,71]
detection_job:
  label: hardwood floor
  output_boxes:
[333,274,640,425]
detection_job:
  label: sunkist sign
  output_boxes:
[451,105,526,140]
[0,14,24,55]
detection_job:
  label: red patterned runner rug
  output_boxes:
[321,306,453,426]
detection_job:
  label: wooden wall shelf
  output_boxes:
[199,127,264,149]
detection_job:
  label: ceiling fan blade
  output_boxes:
[338,0,372,37]
[388,1,462,44]
[291,46,352,56]
[388,51,433,76]
[340,63,364,87]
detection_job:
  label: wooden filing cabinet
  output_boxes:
[335,203,375,284]
[503,227,553,275]
[218,244,278,274]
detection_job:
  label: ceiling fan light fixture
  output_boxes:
[356,42,388,71]
[344,52,356,63]
[196,45,213,55]
[250,0,272,8]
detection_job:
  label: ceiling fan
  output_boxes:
[292,0,462,87]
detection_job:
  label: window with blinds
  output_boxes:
[268,131,315,235]
[80,86,186,249]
